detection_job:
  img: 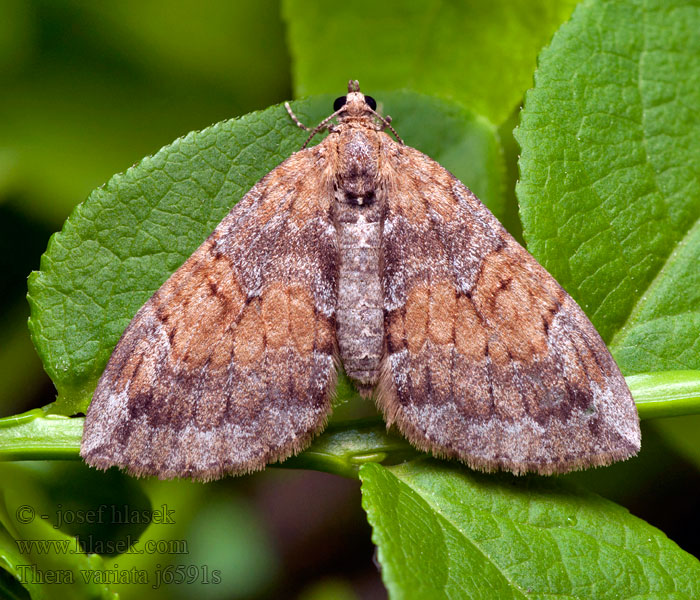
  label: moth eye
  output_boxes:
[333,96,347,111]
[365,96,377,110]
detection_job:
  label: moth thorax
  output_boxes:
[336,130,380,207]
[334,198,383,395]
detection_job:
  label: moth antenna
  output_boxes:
[368,107,404,145]
[285,102,311,131]
[383,119,404,145]
[285,101,347,148]
[299,106,347,148]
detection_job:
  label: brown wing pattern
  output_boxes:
[377,143,640,474]
[81,148,339,480]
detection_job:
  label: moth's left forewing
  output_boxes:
[377,142,640,475]
[81,146,340,480]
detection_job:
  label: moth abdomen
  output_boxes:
[334,195,384,393]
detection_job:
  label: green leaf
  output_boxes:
[26,92,503,415]
[515,0,700,375]
[611,220,700,372]
[283,0,579,124]
[360,460,700,599]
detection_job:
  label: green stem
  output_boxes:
[0,370,698,466]
[0,407,83,461]
[626,370,700,419]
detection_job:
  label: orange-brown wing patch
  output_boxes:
[377,143,640,475]
[81,147,339,481]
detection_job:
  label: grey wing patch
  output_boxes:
[81,148,339,480]
[377,143,640,474]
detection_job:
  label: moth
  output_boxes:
[81,81,641,480]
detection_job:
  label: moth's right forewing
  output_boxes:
[377,142,640,475]
[81,147,340,481]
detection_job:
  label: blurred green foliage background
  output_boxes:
[1,1,698,599]
[2,0,293,418]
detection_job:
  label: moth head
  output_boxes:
[333,80,377,118]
